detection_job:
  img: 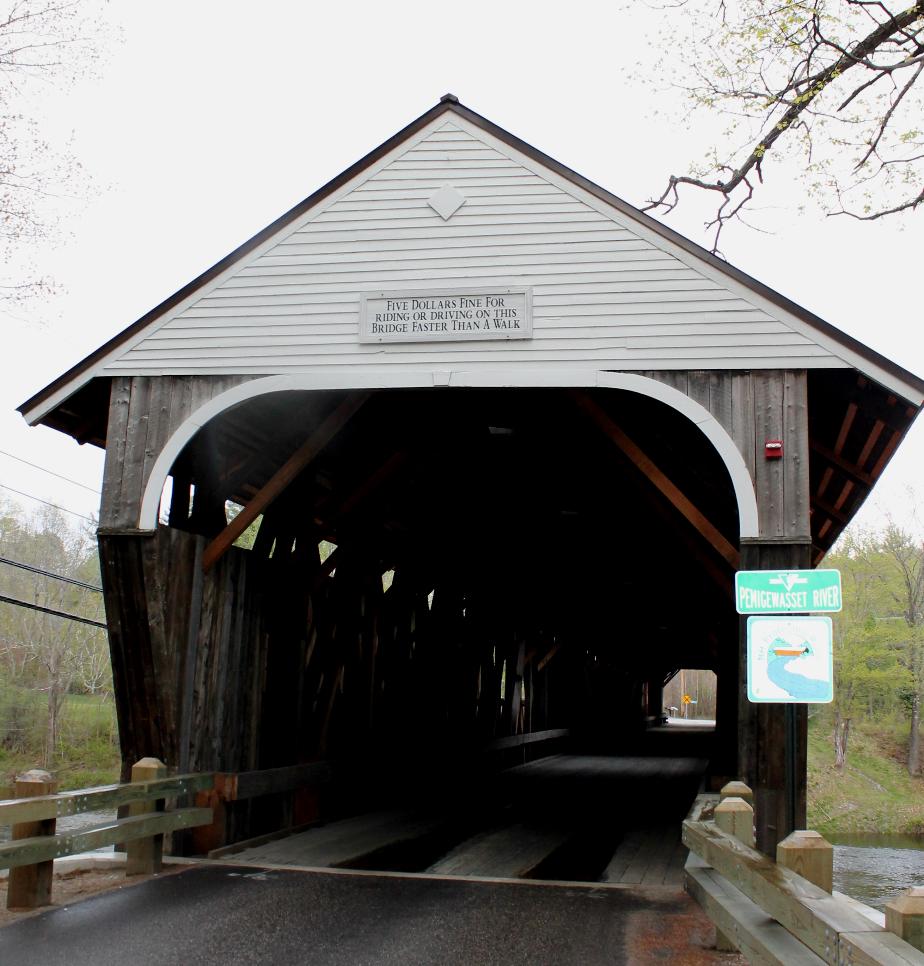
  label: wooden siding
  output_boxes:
[643,369,811,540]
[102,119,845,376]
[100,374,253,530]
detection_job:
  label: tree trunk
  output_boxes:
[44,679,60,769]
[909,691,921,776]
[834,712,850,770]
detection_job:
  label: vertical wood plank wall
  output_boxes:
[100,375,251,531]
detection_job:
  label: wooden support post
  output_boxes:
[126,757,167,875]
[6,769,58,909]
[712,795,755,951]
[720,780,754,808]
[714,797,755,848]
[776,830,833,894]
[885,888,924,951]
[739,541,811,857]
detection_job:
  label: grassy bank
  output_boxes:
[807,716,924,835]
[0,687,120,795]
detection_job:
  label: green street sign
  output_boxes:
[735,569,842,615]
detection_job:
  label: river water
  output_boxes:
[830,834,924,910]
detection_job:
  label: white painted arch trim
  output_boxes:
[138,367,760,538]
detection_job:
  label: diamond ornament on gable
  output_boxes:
[427,184,466,220]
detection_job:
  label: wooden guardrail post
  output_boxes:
[776,830,833,893]
[885,887,924,951]
[126,757,167,875]
[6,768,57,910]
[714,796,755,848]
[719,780,754,808]
[711,794,755,951]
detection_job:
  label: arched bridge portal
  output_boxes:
[93,372,811,859]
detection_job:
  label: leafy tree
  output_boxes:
[829,525,924,774]
[827,535,908,767]
[879,524,924,774]
[0,500,107,766]
[645,1,924,251]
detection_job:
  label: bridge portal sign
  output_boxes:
[747,616,834,704]
[735,569,842,614]
[360,288,532,343]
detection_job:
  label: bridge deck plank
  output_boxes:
[229,810,445,869]
[426,824,569,878]
[602,824,687,887]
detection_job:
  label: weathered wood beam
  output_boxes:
[623,456,735,601]
[856,419,886,472]
[570,391,739,569]
[833,402,858,456]
[809,440,874,488]
[536,642,561,672]
[870,427,903,478]
[310,450,409,545]
[215,762,331,802]
[816,401,858,502]
[336,450,408,520]
[202,392,371,572]
[813,496,850,528]
[851,377,917,435]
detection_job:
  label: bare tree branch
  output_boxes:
[645,0,924,249]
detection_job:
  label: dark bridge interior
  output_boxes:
[116,386,730,876]
[164,387,737,773]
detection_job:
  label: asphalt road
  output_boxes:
[0,865,731,965]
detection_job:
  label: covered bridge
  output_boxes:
[19,96,924,858]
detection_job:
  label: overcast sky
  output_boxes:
[4,1,922,540]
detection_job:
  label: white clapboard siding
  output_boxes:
[106,117,846,376]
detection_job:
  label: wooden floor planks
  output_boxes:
[426,824,569,878]
[228,755,707,885]
[602,825,688,887]
[232,810,444,869]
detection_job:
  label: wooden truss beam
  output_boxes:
[312,449,410,535]
[570,391,739,569]
[810,440,874,488]
[816,402,857,503]
[202,392,371,572]
[813,495,850,528]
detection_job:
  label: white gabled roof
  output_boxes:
[20,96,924,428]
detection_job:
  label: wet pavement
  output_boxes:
[0,864,740,965]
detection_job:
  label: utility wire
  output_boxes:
[0,555,103,593]
[0,593,106,629]
[0,483,96,524]
[0,449,100,494]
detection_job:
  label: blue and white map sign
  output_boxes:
[746,616,834,704]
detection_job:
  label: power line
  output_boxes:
[0,593,106,629]
[0,449,100,494]
[0,483,96,524]
[0,555,103,593]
